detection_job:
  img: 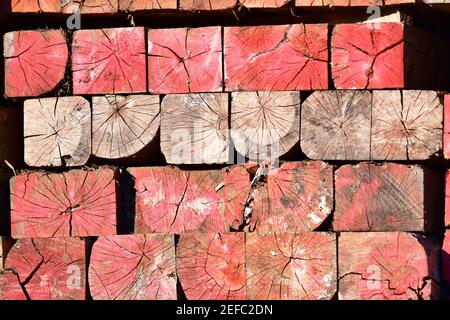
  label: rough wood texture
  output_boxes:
[177,232,246,300]
[92,95,160,160]
[161,93,228,164]
[241,0,291,7]
[0,237,14,271]
[339,232,438,300]
[295,0,413,5]
[446,170,450,228]
[4,30,68,98]
[224,24,329,91]
[2,238,86,300]
[72,27,146,95]
[249,161,333,234]
[301,90,371,160]
[129,167,226,234]
[148,27,222,94]
[0,107,21,168]
[246,232,336,300]
[0,270,27,300]
[231,91,300,161]
[11,0,60,12]
[24,97,91,167]
[443,232,450,289]
[119,0,177,10]
[332,23,450,89]
[62,0,118,13]
[334,163,427,232]
[179,0,237,9]
[89,234,177,300]
[371,90,442,160]
[444,95,450,159]
[10,168,117,238]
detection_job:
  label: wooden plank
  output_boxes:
[334,163,427,232]
[24,97,91,167]
[148,27,222,94]
[161,93,229,164]
[129,167,226,234]
[72,27,146,95]
[2,238,86,300]
[300,90,371,160]
[241,0,291,7]
[224,24,329,91]
[0,106,21,168]
[444,95,450,159]
[177,232,246,300]
[231,91,300,161]
[89,234,177,300]
[92,95,160,160]
[179,0,237,9]
[246,232,336,300]
[4,29,68,98]
[119,0,177,10]
[10,167,117,238]
[339,232,439,300]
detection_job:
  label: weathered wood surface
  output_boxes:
[301,90,371,160]
[119,0,177,10]
[339,232,438,300]
[161,93,229,164]
[4,29,68,98]
[62,0,118,13]
[246,232,337,300]
[241,0,291,7]
[444,95,450,159]
[24,97,91,167]
[446,170,450,228]
[295,0,413,6]
[129,167,226,234]
[1,238,86,300]
[148,27,222,94]
[231,91,300,161]
[92,95,160,160]
[10,167,117,238]
[249,161,333,234]
[0,107,21,168]
[177,232,246,300]
[89,234,177,300]
[72,27,146,95]
[224,24,329,91]
[334,163,426,232]
[179,0,237,9]
[11,0,60,12]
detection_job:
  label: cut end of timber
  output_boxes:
[4,29,68,98]
[246,232,337,300]
[241,0,291,7]
[24,97,91,168]
[444,95,450,159]
[89,234,177,300]
[177,232,246,300]
[10,167,117,238]
[72,27,146,95]
[11,0,61,12]
[161,93,229,164]
[446,170,450,228]
[179,0,238,10]
[148,27,223,94]
[334,163,426,232]
[338,232,438,300]
[62,0,118,14]
[119,0,177,11]
[2,238,86,300]
[129,167,226,234]
[224,24,329,91]
[231,91,300,161]
[92,95,160,160]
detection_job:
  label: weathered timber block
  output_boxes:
[92,95,160,160]
[334,163,432,232]
[231,91,300,161]
[246,232,337,300]
[4,29,68,98]
[444,95,450,159]
[119,0,177,10]
[241,0,291,7]
[0,270,27,300]
[24,97,91,167]
[443,231,450,289]
[295,0,413,6]
[89,234,177,300]
[161,93,228,164]
[0,106,21,168]
[1,237,86,300]
[11,0,60,12]
[301,90,371,160]
[332,23,450,89]
[0,237,14,271]
[177,232,246,300]
[446,170,450,228]
[129,167,226,234]
[179,0,237,9]
[148,27,222,94]
[10,167,117,238]
[72,27,146,95]
[62,0,118,13]
[224,24,329,91]
[339,232,439,300]
[249,161,333,234]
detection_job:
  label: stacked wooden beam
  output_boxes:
[0,1,449,301]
